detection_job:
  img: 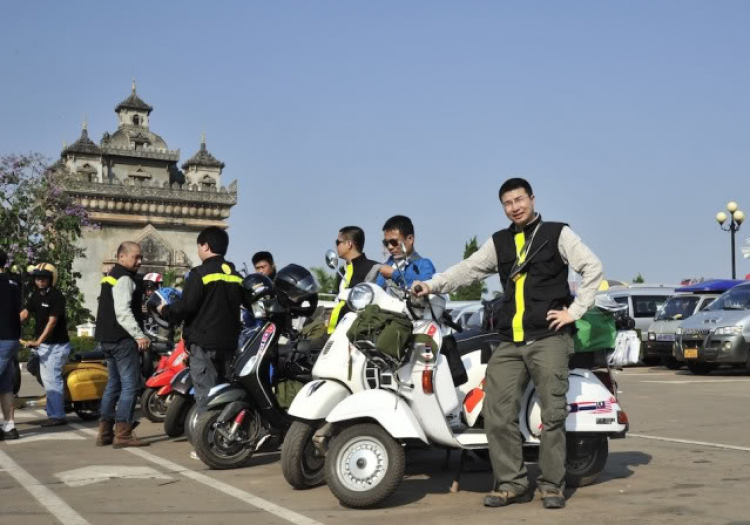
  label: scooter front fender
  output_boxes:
[288,380,350,421]
[217,400,252,424]
[327,389,428,444]
[145,369,175,389]
[206,385,247,410]
[170,369,193,396]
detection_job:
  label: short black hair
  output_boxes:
[499,178,533,201]
[197,226,229,256]
[339,226,365,252]
[252,251,274,266]
[382,215,414,237]
[0,249,7,269]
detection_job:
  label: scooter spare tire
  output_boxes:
[73,400,101,421]
[193,409,256,470]
[140,388,168,423]
[324,423,405,509]
[164,395,190,437]
[281,420,326,489]
[565,435,608,488]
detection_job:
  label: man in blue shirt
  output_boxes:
[376,215,435,290]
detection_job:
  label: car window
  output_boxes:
[612,296,629,306]
[655,296,700,321]
[632,295,670,318]
[699,298,715,311]
[708,286,750,311]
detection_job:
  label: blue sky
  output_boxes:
[2,2,749,291]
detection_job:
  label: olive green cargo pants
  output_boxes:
[484,334,573,494]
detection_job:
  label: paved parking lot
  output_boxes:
[2,366,750,525]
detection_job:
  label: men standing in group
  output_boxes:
[376,215,436,290]
[20,264,72,427]
[0,250,22,440]
[413,178,603,510]
[95,241,151,448]
[252,251,277,280]
[158,226,249,458]
[327,226,381,334]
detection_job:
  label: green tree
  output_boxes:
[632,273,645,284]
[311,266,338,295]
[450,236,488,301]
[0,153,97,326]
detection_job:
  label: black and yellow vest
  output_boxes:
[94,264,144,343]
[492,217,572,343]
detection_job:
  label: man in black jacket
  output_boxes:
[0,250,22,440]
[159,227,249,423]
[327,226,381,334]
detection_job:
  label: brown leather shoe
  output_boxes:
[96,421,114,446]
[112,422,150,448]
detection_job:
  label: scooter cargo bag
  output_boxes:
[65,365,108,401]
[275,379,304,408]
[346,305,412,360]
[573,308,616,353]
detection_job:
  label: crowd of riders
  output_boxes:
[0,177,604,510]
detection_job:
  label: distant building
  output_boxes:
[59,81,238,316]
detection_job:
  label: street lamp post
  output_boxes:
[716,201,745,279]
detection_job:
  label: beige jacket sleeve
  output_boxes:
[558,226,603,320]
[424,238,498,294]
[113,276,146,340]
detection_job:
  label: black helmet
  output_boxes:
[242,273,274,303]
[275,264,320,316]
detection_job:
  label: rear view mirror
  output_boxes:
[325,250,339,270]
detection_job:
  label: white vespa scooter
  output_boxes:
[320,284,630,509]
[282,250,483,488]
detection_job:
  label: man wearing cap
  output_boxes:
[20,263,72,427]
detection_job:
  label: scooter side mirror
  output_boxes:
[325,249,347,280]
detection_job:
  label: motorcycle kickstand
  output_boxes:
[449,449,468,493]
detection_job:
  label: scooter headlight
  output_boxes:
[347,283,375,312]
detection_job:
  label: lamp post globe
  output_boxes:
[716,212,728,224]
[727,201,738,213]
[734,210,745,225]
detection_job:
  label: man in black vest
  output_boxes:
[414,178,603,510]
[95,241,150,448]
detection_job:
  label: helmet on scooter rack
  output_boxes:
[146,287,182,328]
[242,273,274,303]
[274,264,320,317]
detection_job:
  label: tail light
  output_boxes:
[422,369,434,394]
[617,411,629,425]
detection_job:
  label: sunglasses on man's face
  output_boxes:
[335,239,349,247]
[382,239,401,248]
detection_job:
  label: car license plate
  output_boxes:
[684,348,698,359]
[656,334,675,342]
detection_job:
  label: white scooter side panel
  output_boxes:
[326,389,429,444]
[311,313,367,392]
[288,380,351,421]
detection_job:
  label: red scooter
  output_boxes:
[140,340,188,423]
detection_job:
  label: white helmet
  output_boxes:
[143,272,163,289]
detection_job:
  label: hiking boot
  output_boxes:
[40,418,68,427]
[483,489,533,507]
[96,421,115,446]
[540,488,566,509]
[112,422,150,448]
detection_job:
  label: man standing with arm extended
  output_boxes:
[20,263,72,427]
[327,226,381,334]
[376,215,436,290]
[0,250,22,440]
[159,227,249,457]
[95,241,151,448]
[413,178,603,510]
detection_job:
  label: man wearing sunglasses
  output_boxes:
[375,215,436,290]
[412,178,602,511]
[327,226,381,334]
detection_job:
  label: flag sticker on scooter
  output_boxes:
[260,324,276,351]
[569,401,613,414]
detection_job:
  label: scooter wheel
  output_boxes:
[565,435,608,488]
[185,403,199,446]
[140,388,168,423]
[281,420,326,489]
[324,423,404,508]
[193,409,256,470]
[164,395,190,437]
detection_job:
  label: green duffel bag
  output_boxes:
[346,305,413,360]
[275,379,305,409]
[573,307,616,353]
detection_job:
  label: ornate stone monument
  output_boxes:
[61,81,238,316]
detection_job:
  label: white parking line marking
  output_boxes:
[640,379,750,384]
[630,433,750,452]
[69,423,326,525]
[0,448,91,525]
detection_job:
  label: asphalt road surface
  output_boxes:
[2,365,749,525]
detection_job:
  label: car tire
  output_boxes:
[686,361,714,375]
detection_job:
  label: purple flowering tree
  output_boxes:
[0,153,97,325]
